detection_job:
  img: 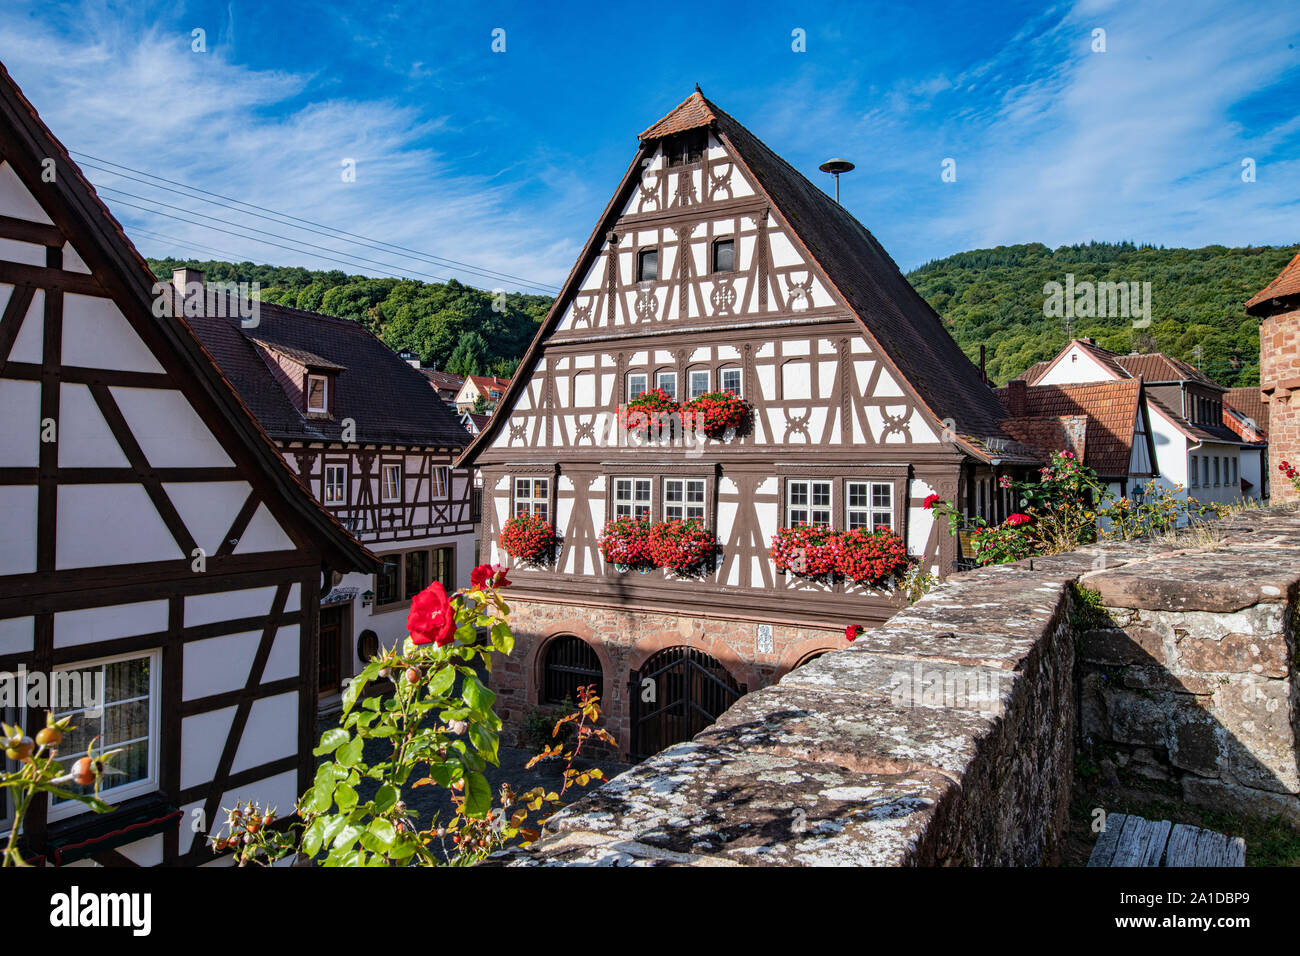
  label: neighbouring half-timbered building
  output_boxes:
[0,63,379,866]
[181,276,477,702]
[460,91,1039,760]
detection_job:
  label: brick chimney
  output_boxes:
[1006,378,1027,417]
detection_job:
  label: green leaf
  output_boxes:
[461,674,496,713]
[314,727,349,756]
[469,723,499,766]
[464,770,492,818]
[302,818,325,857]
[302,781,335,814]
[490,621,514,654]
[335,783,358,812]
[427,665,455,697]
[333,822,364,850]
[337,736,365,768]
[367,819,396,850]
[374,784,398,813]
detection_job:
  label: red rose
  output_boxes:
[1006,513,1031,526]
[845,624,863,642]
[923,493,941,510]
[470,564,493,589]
[408,582,456,647]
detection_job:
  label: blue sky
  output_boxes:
[2,0,1297,291]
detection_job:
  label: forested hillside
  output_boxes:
[906,241,1298,387]
[147,258,552,378]
[149,240,1297,389]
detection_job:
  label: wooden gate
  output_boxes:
[629,647,745,760]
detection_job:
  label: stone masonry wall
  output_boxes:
[489,507,1300,866]
[1261,308,1300,503]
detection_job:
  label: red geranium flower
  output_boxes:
[923,493,941,510]
[845,624,863,642]
[407,582,456,647]
[1006,513,1031,526]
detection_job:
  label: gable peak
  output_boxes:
[639,90,718,142]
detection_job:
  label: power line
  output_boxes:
[73,150,562,295]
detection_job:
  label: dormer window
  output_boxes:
[307,374,329,414]
[665,130,707,167]
[637,249,658,283]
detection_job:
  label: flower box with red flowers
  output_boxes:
[499,513,556,564]
[646,518,718,573]
[834,526,909,586]
[682,391,750,439]
[769,524,839,577]
[619,388,680,440]
[598,516,655,570]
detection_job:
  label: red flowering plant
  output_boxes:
[845,624,863,642]
[223,567,612,867]
[1280,460,1300,495]
[646,518,718,574]
[619,387,680,440]
[598,516,655,570]
[834,526,910,586]
[769,524,840,577]
[500,512,556,564]
[682,391,750,439]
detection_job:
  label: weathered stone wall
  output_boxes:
[1080,509,1300,823]
[491,507,1300,866]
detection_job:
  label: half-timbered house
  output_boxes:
[181,277,477,702]
[458,91,1039,759]
[0,63,378,865]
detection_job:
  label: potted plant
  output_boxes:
[683,391,750,439]
[834,526,909,586]
[619,388,680,441]
[646,518,718,574]
[769,524,839,578]
[598,516,654,571]
[500,513,556,564]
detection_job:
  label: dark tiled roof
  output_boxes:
[1114,352,1221,388]
[420,368,465,392]
[1246,251,1300,313]
[189,295,471,448]
[251,339,345,371]
[996,379,1146,478]
[1145,395,1247,445]
[706,100,1017,449]
[1225,386,1268,436]
[1019,360,1052,384]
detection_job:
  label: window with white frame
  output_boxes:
[324,464,347,505]
[664,478,706,521]
[44,651,160,820]
[431,466,448,498]
[656,371,677,400]
[627,373,648,401]
[614,477,652,519]
[847,481,893,530]
[720,367,742,396]
[514,477,549,521]
[306,374,329,413]
[381,463,402,502]
[688,369,711,399]
[787,480,832,526]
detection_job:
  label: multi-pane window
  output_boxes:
[637,249,658,282]
[847,481,893,530]
[381,463,402,502]
[307,374,329,413]
[712,238,734,273]
[514,477,550,521]
[720,367,742,396]
[664,478,706,521]
[377,547,453,607]
[656,371,677,400]
[688,370,711,399]
[787,480,832,526]
[45,652,158,819]
[324,464,347,505]
[614,478,652,519]
[627,373,648,401]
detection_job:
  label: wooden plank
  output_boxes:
[1088,812,1127,866]
[1226,836,1246,867]
[1141,819,1172,866]
[1191,828,1231,866]
[0,258,105,297]
[1112,814,1159,866]
[0,213,64,247]
[1164,823,1201,866]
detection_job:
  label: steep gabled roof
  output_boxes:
[188,293,472,447]
[0,61,377,572]
[1246,251,1300,314]
[1114,352,1221,389]
[1224,386,1268,437]
[1025,338,1128,384]
[461,90,1030,467]
[420,368,465,392]
[995,379,1149,478]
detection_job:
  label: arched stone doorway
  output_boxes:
[628,646,745,760]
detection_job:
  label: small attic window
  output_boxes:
[712,238,734,273]
[307,374,329,413]
[665,129,707,167]
[637,249,659,283]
